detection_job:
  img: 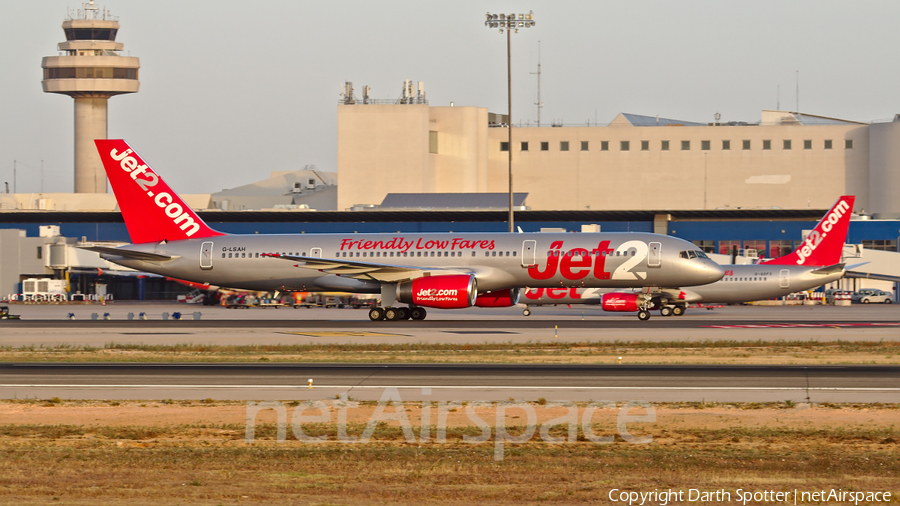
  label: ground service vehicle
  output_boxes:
[84,140,724,321]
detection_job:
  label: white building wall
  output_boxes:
[337,104,891,213]
[867,122,900,218]
[489,123,869,211]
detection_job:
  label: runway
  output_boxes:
[2,362,898,403]
[2,304,898,403]
[1,303,899,347]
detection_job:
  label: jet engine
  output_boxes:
[396,274,477,309]
[474,288,521,307]
[600,293,640,312]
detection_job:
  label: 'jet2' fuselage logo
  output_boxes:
[109,148,201,237]
[527,240,649,281]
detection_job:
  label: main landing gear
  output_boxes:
[368,306,427,321]
[658,304,687,317]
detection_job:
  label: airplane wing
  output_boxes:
[261,253,473,283]
[656,287,702,303]
[80,246,178,262]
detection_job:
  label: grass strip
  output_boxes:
[1,339,899,364]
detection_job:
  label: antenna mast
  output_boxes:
[531,41,542,126]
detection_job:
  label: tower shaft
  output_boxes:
[73,96,108,193]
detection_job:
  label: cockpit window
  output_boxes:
[694,250,709,259]
[679,250,709,259]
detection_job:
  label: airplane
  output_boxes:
[518,196,857,316]
[82,139,724,322]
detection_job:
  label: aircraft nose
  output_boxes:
[701,259,726,283]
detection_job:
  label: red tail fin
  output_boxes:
[762,196,855,266]
[95,139,225,244]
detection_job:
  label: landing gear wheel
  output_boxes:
[660,306,673,317]
[384,307,401,321]
[368,307,385,321]
[672,305,685,316]
[637,310,651,321]
[410,307,427,320]
[396,307,410,320]
[523,308,531,316]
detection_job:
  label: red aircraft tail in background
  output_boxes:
[95,139,225,244]
[762,195,854,267]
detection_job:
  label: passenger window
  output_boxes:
[512,251,516,256]
[228,253,232,258]
[222,253,225,258]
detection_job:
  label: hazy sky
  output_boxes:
[2,1,900,195]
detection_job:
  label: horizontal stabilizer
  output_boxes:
[843,262,870,271]
[810,263,846,275]
[80,246,177,262]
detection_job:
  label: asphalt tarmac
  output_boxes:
[1,303,898,347]
[1,302,898,402]
[2,362,897,403]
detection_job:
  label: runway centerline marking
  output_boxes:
[3,384,899,392]
[276,331,409,337]
[703,322,900,329]
[443,331,518,335]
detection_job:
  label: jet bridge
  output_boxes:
[840,245,900,299]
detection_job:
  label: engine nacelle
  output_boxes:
[474,288,521,307]
[601,293,640,312]
[396,274,477,309]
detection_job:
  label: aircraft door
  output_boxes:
[310,247,322,258]
[648,242,661,268]
[200,241,214,270]
[521,240,537,268]
[779,269,790,288]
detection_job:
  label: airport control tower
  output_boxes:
[41,0,140,193]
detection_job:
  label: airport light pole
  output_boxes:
[485,11,535,233]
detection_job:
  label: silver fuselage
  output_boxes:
[98,232,723,294]
[521,263,844,305]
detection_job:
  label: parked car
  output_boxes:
[852,289,894,304]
